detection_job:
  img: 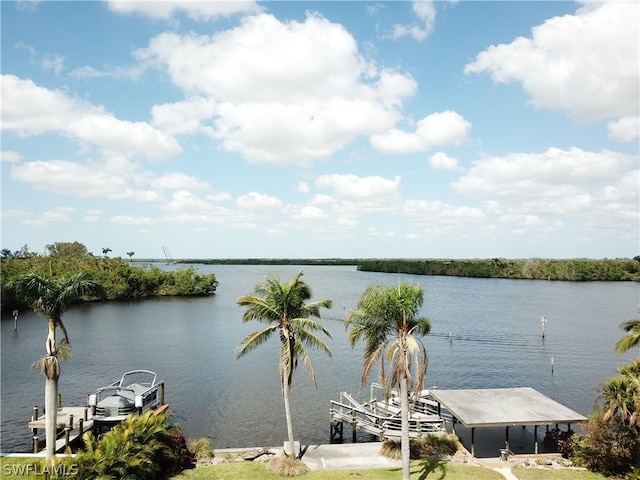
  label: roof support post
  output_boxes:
[505,425,510,453]
[534,425,538,454]
[471,427,475,457]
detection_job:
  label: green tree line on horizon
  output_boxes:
[358,257,640,281]
[1,242,218,311]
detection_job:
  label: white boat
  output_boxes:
[88,370,165,433]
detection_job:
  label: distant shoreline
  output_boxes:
[142,257,640,282]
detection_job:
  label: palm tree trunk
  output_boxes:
[282,376,297,458]
[400,374,410,480]
[45,374,58,460]
[44,320,59,461]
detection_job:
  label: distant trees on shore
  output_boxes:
[1,242,218,311]
[357,257,640,281]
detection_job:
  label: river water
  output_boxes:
[1,264,638,452]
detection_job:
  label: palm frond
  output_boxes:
[290,317,333,338]
[57,339,72,361]
[32,355,60,380]
[235,326,278,358]
[292,342,318,387]
[294,328,332,357]
[361,340,388,389]
[615,319,640,354]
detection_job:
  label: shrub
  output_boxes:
[380,438,422,460]
[266,456,309,477]
[544,426,575,455]
[572,412,640,477]
[415,432,460,456]
[188,437,215,464]
[65,411,193,480]
[380,433,460,461]
[172,433,195,471]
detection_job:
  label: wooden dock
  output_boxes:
[28,403,170,453]
[29,406,94,453]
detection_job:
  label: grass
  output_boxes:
[512,467,610,480]
[1,456,612,480]
[170,459,506,479]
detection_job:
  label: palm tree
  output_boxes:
[8,272,103,460]
[345,282,431,480]
[602,359,640,427]
[102,247,112,258]
[615,319,640,354]
[126,251,135,262]
[236,270,332,460]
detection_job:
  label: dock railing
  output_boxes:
[329,391,445,441]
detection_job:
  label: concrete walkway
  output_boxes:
[301,442,401,471]
[476,457,519,480]
[493,466,519,480]
[300,442,521,479]
[214,442,521,478]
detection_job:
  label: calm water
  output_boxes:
[1,264,638,452]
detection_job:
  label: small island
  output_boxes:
[1,242,218,311]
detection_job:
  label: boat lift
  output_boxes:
[329,384,446,442]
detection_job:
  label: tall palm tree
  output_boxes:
[8,272,103,460]
[236,270,332,459]
[345,282,431,480]
[615,319,640,354]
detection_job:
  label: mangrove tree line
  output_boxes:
[1,242,218,311]
[357,257,640,281]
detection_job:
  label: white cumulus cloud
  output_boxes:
[1,75,181,159]
[134,12,417,165]
[316,174,401,199]
[428,151,463,172]
[464,1,639,124]
[107,1,261,21]
[392,1,436,41]
[236,192,283,211]
[607,116,640,143]
[371,110,471,154]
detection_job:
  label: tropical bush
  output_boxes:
[380,438,422,460]
[187,437,215,464]
[570,332,639,478]
[56,411,193,480]
[415,432,460,456]
[265,456,309,477]
[1,242,217,310]
[571,412,639,477]
[380,433,460,460]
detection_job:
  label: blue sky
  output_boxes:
[1,0,638,259]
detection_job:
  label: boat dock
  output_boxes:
[329,384,446,442]
[28,403,94,453]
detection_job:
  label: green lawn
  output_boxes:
[1,456,613,480]
[512,467,609,480]
[170,459,505,480]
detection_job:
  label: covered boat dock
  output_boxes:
[430,387,588,457]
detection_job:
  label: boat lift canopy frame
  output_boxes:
[429,387,588,457]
